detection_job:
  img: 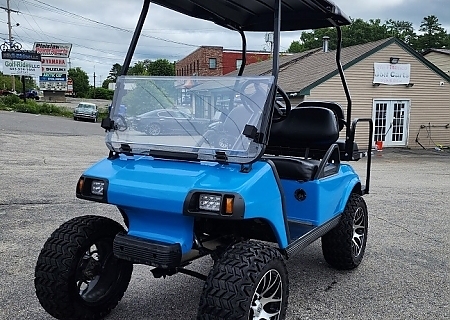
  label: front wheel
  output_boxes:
[198,241,289,320]
[34,215,133,320]
[321,193,368,270]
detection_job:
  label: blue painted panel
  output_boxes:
[82,156,289,251]
[282,164,360,226]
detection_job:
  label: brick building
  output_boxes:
[175,46,271,76]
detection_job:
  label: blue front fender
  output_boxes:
[81,156,289,253]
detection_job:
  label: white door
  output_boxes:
[373,100,409,146]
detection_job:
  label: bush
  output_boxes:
[0,97,73,117]
[88,87,114,100]
[1,94,21,106]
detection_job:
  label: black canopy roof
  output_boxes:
[150,0,351,31]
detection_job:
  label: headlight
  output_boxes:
[199,194,221,212]
[91,180,105,196]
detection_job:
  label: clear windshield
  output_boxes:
[106,76,274,163]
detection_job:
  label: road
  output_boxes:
[0,110,449,319]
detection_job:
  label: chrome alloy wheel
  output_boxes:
[250,269,283,320]
[352,207,366,258]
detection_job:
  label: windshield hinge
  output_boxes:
[243,124,257,139]
[101,118,115,131]
[215,151,228,164]
[243,124,264,143]
[240,163,252,173]
[120,144,133,156]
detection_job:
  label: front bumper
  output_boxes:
[74,113,97,120]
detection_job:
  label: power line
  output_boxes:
[26,0,199,47]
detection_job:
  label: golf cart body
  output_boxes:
[35,1,373,319]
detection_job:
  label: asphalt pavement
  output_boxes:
[0,110,449,320]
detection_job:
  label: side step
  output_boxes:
[113,232,181,268]
[285,215,340,257]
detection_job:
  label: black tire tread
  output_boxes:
[197,240,288,320]
[321,193,368,270]
[35,215,132,320]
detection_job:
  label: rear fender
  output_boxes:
[337,177,362,214]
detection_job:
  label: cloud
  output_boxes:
[2,0,449,85]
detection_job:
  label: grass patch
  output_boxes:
[0,95,109,120]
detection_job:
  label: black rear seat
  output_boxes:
[265,106,341,181]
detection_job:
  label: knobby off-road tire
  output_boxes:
[35,215,133,320]
[198,241,289,320]
[321,193,368,270]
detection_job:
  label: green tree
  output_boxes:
[107,63,122,82]
[386,19,416,44]
[128,59,152,75]
[127,59,175,76]
[416,15,448,51]
[288,18,390,53]
[68,67,89,98]
[148,59,175,76]
[88,87,114,100]
[102,78,114,89]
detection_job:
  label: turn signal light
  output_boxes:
[224,196,234,215]
[77,177,85,194]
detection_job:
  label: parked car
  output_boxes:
[132,109,210,136]
[0,90,16,96]
[19,90,40,100]
[73,102,99,122]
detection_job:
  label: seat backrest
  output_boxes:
[267,106,339,153]
[296,101,345,131]
[223,105,252,136]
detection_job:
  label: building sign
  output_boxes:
[33,42,72,58]
[41,57,67,66]
[39,74,67,82]
[2,60,42,77]
[67,78,73,93]
[43,66,67,72]
[1,50,41,61]
[373,63,411,85]
[35,43,72,91]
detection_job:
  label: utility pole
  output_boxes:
[1,0,19,92]
[93,72,96,99]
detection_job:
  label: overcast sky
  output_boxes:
[1,0,449,85]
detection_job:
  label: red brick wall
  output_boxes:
[175,47,271,76]
[222,51,271,75]
[175,46,223,76]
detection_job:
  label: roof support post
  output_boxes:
[237,29,247,76]
[335,27,352,140]
[271,0,281,82]
[121,0,151,76]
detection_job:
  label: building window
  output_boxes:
[209,58,217,69]
[236,59,243,70]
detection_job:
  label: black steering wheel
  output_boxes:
[272,85,291,122]
[239,80,268,113]
[113,114,128,132]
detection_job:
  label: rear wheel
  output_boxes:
[145,123,161,136]
[34,215,133,320]
[198,241,288,320]
[321,193,368,270]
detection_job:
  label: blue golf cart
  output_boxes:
[35,1,373,319]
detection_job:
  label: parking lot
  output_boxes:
[0,110,449,320]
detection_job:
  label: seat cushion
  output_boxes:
[266,157,319,181]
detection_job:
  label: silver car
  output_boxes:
[73,103,98,122]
